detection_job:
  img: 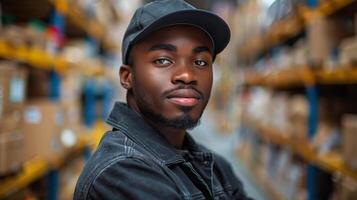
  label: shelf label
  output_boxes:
[61,129,77,148]
[9,76,25,103]
[24,107,42,124]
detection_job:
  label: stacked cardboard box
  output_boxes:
[61,100,82,150]
[0,62,27,175]
[60,71,82,150]
[0,131,24,175]
[339,14,357,66]
[339,37,357,66]
[289,95,308,142]
[23,100,65,163]
[339,177,357,200]
[342,114,357,170]
[307,16,351,67]
[332,177,357,200]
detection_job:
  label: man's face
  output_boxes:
[125,25,213,129]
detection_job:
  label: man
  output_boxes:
[74,0,251,199]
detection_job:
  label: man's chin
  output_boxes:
[142,109,200,130]
[162,116,201,130]
[138,102,202,130]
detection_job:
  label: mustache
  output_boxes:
[162,85,204,99]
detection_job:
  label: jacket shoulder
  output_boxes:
[75,153,179,200]
[73,130,157,200]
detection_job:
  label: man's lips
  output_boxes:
[168,97,199,107]
[166,89,201,107]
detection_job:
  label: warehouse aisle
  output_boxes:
[1,0,357,199]
[191,110,268,200]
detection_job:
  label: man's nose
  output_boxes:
[171,61,197,85]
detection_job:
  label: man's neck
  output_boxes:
[127,98,186,149]
[145,120,186,149]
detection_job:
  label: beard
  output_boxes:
[135,92,202,130]
[140,105,201,130]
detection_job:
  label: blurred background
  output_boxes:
[0,0,356,199]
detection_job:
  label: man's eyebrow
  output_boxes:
[148,44,177,52]
[192,46,212,54]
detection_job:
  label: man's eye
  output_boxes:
[194,60,208,67]
[154,58,172,65]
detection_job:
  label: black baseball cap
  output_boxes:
[122,0,231,65]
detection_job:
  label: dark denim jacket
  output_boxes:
[74,102,252,200]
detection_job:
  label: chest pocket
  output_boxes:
[164,163,235,200]
[212,185,233,200]
[161,164,210,200]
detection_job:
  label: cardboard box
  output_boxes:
[342,114,357,170]
[341,177,357,200]
[0,130,24,175]
[0,62,27,119]
[333,177,357,200]
[61,100,82,149]
[307,16,352,66]
[23,100,64,162]
[60,71,81,104]
[339,37,357,66]
[0,110,22,133]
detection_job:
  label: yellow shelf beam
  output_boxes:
[0,159,48,199]
[243,67,357,87]
[243,117,357,180]
[0,39,68,72]
[316,67,357,85]
[0,39,104,76]
[0,122,106,199]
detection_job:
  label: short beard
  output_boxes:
[130,78,203,130]
[139,105,201,130]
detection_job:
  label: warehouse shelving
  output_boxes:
[239,14,303,59]
[0,122,106,199]
[242,117,357,181]
[0,38,104,76]
[238,0,356,59]
[0,39,68,71]
[48,0,117,51]
[0,0,110,76]
[0,1,116,198]
[236,1,357,199]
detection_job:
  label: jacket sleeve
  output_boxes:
[87,157,181,200]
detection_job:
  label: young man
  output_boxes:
[74,0,251,199]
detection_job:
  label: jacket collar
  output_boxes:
[106,102,208,165]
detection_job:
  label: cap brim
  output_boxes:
[132,9,231,56]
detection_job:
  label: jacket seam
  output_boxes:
[107,118,169,165]
[82,154,147,199]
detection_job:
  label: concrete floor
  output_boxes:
[190,111,268,200]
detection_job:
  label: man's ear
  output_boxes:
[119,65,133,89]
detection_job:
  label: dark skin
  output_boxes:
[119,25,214,149]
